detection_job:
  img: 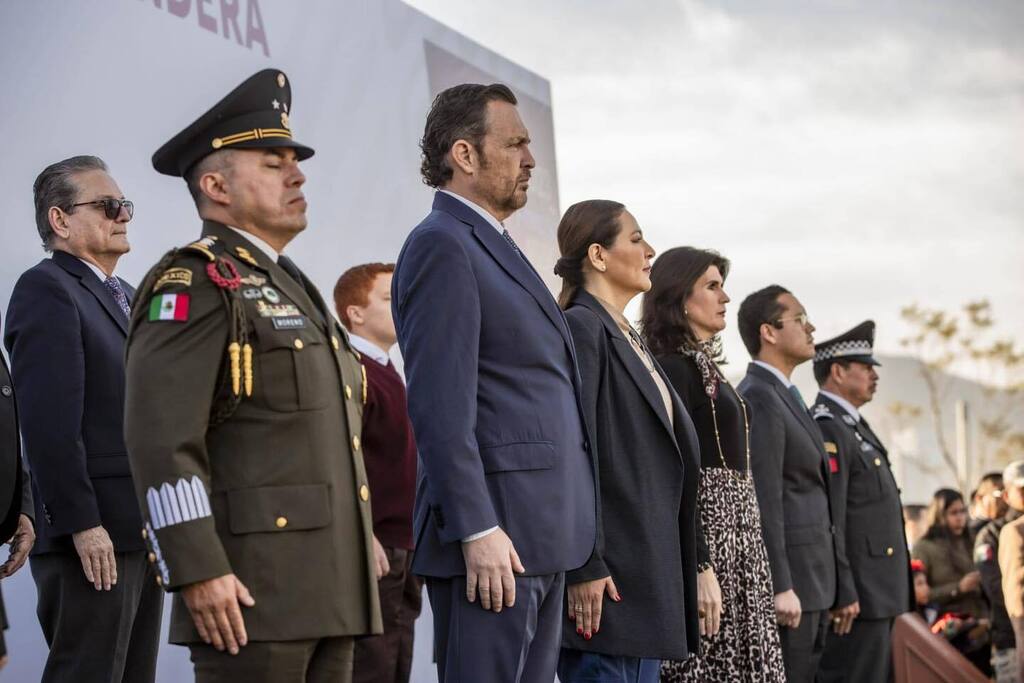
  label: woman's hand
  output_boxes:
[567,576,620,640]
[697,567,722,637]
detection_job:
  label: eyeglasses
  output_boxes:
[771,312,810,328]
[69,198,134,220]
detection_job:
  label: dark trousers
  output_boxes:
[31,550,163,683]
[353,547,423,683]
[817,617,893,682]
[558,649,661,683]
[190,636,355,683]
[779,608,828,683]
[427,571,564,683]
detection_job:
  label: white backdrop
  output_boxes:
[0,1,561,680]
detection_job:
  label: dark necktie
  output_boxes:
[502,229,528,263]
[277,254,304,287]
[103,276,131,318]
[788,384,806,408]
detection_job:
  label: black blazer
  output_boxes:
[4,250,143,554]
[0,324,31,542]
[738,362,838,612]
[562,290,702,660]
[812,393,911,619]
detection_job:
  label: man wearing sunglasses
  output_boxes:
[4,155,163,682]
[736,286,844,682]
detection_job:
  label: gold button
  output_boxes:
[147,552,156,564]
[293,339,304,350]
[352,435,360,451]
[141,527,148,540]
[345,385,352,400]
[211,137,223,149]
[874,457,881,466]
[275,516,288,529]
[360,485,369,502]
[332,336,340,350]
[155,575,163,586]
[886,547,894,556]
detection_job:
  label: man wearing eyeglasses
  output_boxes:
[736,286,844,682]
[3,155,163,682]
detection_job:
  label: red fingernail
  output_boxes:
[584,632,592,640]
[577,627,583,635]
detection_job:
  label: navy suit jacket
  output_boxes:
[4,250,144,554]
[392,191,596,577]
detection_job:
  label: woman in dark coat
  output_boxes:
[641,247,785,682]
[553,200,711,683]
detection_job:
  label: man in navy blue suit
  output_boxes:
[4,156,162,682]
[392,84,596,682]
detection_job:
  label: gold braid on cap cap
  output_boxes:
[212,127,292,150]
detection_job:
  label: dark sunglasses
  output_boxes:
[70,198,134,220]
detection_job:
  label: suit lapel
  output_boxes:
[575,292,678,450]
[52,251,128,335]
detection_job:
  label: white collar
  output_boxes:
[226,226,280,263]
[753,360,793,388]
[66,255,111,283]
[440,190,505,234]
[819,390,861,421]
[348,333,391,365]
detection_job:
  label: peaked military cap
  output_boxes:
[152,69,314,177]
[814,320,881,367]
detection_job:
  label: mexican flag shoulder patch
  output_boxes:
[148,292,190,322]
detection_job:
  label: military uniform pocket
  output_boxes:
[226,483,330,534]
[253,320,332,412]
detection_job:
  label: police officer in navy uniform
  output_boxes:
[124,69,382,683]
[811,321,911,682]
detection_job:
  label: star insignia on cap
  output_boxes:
[271,99,280,110]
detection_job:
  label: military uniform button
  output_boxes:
[345,385,352,400]
[332,336,340,350]
[874,457,881,466]
[141,527,148,540]
[1,385,12,397]
[148,552,156,563]
[275,516,288,529]
[293,339,304,350]
[352,435,360,451]
[886,547,894,556]
[359,485,369,502]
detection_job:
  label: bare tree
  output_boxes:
[898,300,1024,490]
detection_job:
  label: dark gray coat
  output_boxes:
[738,363,839,612]
[0,323,32,541]
[812,393,911,620]
[561,291,702,660]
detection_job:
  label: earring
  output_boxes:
[684,309,689,316]
[598,265,606,272]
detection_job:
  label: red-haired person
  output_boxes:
[334,263,421,683]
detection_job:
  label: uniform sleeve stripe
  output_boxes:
[190,476,211,517]
[176,479,197,521]
[160,482,183,526]
[147,478,212,529]
[146,487,167,529]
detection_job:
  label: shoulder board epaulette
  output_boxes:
[182,235,223,262]
[812,403,834,420]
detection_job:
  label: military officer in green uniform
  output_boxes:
[124,69,382,683]
[810,321,911,682]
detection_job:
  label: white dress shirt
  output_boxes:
[348,333,390,367]
[819,390,861,422]
[753,359,794,388]
[66,255,111,282]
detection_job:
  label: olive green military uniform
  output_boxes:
[124,222,382,652]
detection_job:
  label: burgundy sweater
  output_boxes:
[360,355,417,550]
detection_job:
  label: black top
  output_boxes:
[658,353,747,472]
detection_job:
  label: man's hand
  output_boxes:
[72,525,116,590]
[567,576,619,640]
[372,535,390,580]
[461,528,525,613]
[697,567,723,637]
[0,514,35,578]
[829,601,860,635]
[775,589,802,628]
[182,574,255,655]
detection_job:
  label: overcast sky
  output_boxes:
[405,0,1024,360]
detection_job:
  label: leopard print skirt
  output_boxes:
[661,468,786,682]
